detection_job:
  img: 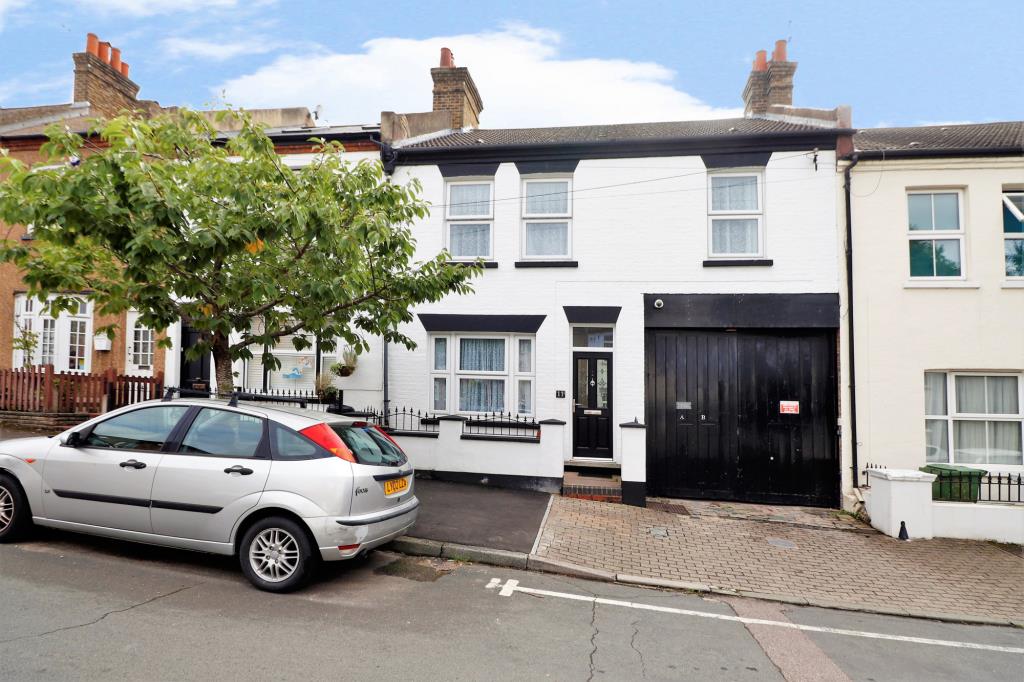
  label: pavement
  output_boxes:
[398,480,1024,626]
[2,531,1022,681]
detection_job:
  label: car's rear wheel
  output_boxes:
[239,517,315,592]
[0,474,32,542]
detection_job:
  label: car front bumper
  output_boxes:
[310,496,419,561]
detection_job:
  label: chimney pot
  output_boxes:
[753,50,767,71]
[439,47,454,68]
[772,39,787,62]
[86,33,99,56]
[110,47,122,72]
[98,41,111,62]
[120,62,130,78]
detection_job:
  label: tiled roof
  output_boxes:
[853,121,1023,155]
[401,117,836,149]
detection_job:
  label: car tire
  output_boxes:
[238,517,316,593]
[0,474,33,543]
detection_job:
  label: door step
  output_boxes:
[562,470,622,503]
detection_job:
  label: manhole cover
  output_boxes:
[647,501,690,516]
[649,527,670,539]
[766,538,797,549]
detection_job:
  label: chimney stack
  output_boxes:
[431,47,483,130]
[743,39,796,116]
[73,33,141,117]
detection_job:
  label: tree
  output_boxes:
[0,110,480,391]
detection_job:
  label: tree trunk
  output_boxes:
[211,332,235,395]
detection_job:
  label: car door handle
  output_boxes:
[119,459,146,470]
[224,465,254,476]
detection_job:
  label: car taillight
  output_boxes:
[300,423,355,463]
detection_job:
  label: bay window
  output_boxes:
[907,191,964,278]
[925,372,1023,466]
[429,333,535,415]
[446,181,493,260]
[12,294,91,372]
[522,179,571,259]
[708,172,763,257]
[1003,192,1024,278]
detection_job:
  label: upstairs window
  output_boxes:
[522,179,572,259]
[446,181,493,261]
[708,172,763,257]
[1003,192,1024,278]
[907,191,963,278]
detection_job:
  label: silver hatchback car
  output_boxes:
[0,398,418,592]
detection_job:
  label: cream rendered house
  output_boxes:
[842,122,1024,504]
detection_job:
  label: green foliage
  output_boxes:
[0,109,480,387]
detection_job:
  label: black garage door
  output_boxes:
[645,329,838,507]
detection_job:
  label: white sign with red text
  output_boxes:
[779,400,800,414]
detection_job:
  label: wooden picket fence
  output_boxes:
[0,365,164,415]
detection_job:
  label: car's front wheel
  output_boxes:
[239,517,316,592]
[0,474,33,542]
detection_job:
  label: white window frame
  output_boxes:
[445,180,494,262]
[907,189,966,280]
[125,310,155,376]
[706,170,765,258]
[243,322,337,391]
[427,333,536,416]
[925,371,1024,469]
[570,324,614,353]
[13,293,92,373]
[521,177,573,260]
[1002,192,1024,280]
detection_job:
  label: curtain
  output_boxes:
[525,181,568,214]
[924,372,947,415]
[711,176,757,211]
[953,421,987,463]
[518,339,532,373]
[432,377,446,411]
[460,338,504,371]
[517,379,532,414]
[433,337,447,371]
[712,219,758,254]
[449,184,490,216]
[449,224,490,258]
[955,376,986,413]
[989,422,1023,465]
[987,376,1019,414]
[525,222,568,256]
[925,419,949,463]
[459,378,504,412]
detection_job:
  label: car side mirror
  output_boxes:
[59,431,82,448]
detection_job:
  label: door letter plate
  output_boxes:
[583,409,601,415]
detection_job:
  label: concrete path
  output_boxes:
[2,531,1021,681]
[411,478,550,553]
[534,496,1024,624]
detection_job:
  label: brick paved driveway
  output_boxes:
[534,497,1024,623]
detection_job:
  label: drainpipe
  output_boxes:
[382,340,390,424]
[844,153,860,487]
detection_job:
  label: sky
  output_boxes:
[1,0,1021,130]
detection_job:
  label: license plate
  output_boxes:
[383,477,409,495]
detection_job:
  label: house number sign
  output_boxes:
[779,400,800,414]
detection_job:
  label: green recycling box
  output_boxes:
[920,463,988,502]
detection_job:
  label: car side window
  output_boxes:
[179,408,264,458]
[273,425,322,460]
[83,406,190,451]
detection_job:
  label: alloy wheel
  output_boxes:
[249,528,301,583]
[0,486,13,533]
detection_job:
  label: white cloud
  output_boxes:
[0,0,26,31]
[0,75,71,105]
[216,23,741,128]
[75,0,259,16]
[162,37,276,61]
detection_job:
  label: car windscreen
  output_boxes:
[330,424,407,467]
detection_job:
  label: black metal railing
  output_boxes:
[163,386,351,414]
[463,411,540,440]
[362,407,440,435]
[862,463,1023,504]
[861,462,886,487]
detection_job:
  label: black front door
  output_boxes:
[573,352,613,458]
[180,325,211,393]
[646,329,838,507]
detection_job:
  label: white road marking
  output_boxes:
[488,579,1024,655]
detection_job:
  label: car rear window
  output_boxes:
[331,424,407,467]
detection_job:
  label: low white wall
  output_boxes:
[390,417,565,484]
[932,502,1024,544]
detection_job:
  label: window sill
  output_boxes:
[1001,280,1024,289]
[514,260,579,268]
[445,261,498,269]
[903,280,980,289]
[702,259,773,267]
